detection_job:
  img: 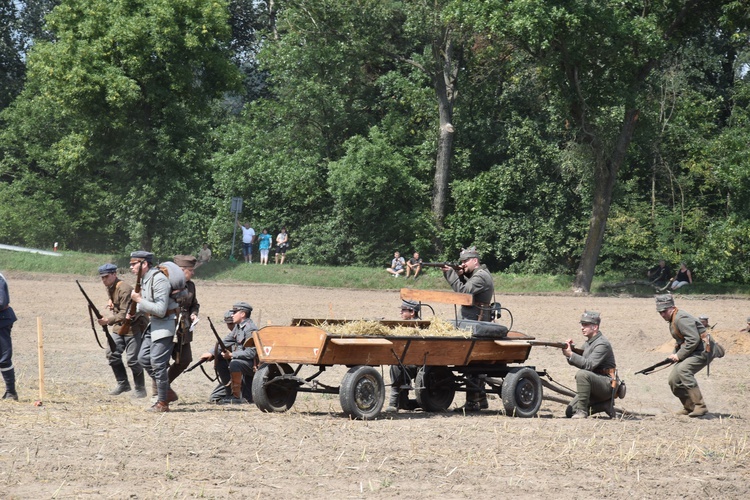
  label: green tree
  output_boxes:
[0,0,241,252]
[460,0,747,291]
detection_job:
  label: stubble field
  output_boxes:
[1,271,749,499]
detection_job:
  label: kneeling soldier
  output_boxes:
[199,302,257,404]
[563,311,618,419]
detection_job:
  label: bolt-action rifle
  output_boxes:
[118,262,143,336]
[76,280,117,352]
[208,316,229,354]
[527,340,584,355]
[421,261,462,271]
[635,358,674,375]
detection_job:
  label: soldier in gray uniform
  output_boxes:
[384,300,421,413]
[563,311,618,419]
[199,302,258,404]
[168,255,200,389]
[0,272,18,401]
[442,247,495,411]
[97,263,148,398]
[130,251,179,412]
[441,246,495,322]
[655,294,709,417]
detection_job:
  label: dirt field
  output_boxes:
[1,271,749,499]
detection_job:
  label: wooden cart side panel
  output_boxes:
[400,288,473,306]
[465,340,532,364]
[400,339,474,366]
[318,339,408,366]
[254,326,328,364]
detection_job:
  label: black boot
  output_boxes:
[109,363,131,395]
[384,389,399,413]
[132,369,147,398]
[2,365,17,400]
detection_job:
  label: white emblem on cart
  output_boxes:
[263,346,272,356]
[313,348,319,356]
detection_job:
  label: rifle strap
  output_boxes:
[87,305,105,350]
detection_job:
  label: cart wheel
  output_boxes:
[415,366,455,412]
[252,363,297,413]
[339,366,385,420]
[501,367,542,418]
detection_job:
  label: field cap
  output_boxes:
[580,310,601,325]
[655,294,675,312]
[459,246,480,261]
[130,250,153,263]
[401,300,421,313]
[223,310,235,324]
[98,263,118,275]
[173,254,197,268]
[746,316,750,323]
[698,315,709,321]
[232,301,253,315]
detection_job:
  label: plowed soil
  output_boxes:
[1,272,749,499]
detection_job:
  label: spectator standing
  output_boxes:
[275,227,289,264]
[258,228,272,265]
[237,221,256,263]
[406,252,423,279]
[670,262,693,290]
[387,252,406,277]
[0,272,18,400]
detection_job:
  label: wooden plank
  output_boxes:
[400,288,474,306]
[254,326,328,364]
[291,318,432,329]
[330,338,393,346]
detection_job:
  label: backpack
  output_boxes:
[156,261,187,300]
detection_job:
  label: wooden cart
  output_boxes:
[249,289,556,419]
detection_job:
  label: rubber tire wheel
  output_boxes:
[339,366,385,420]
[501,367,542,418]
[415,366,455,412]
[252,363,297,413]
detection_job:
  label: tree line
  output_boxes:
[1,0,749,291]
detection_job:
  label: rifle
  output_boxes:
[421,261,461,271]
[208,316,229,354]
[635,358,674,375]
[118,262,144,336]
[76,280,117,352]
[184,357,208,373]
[527,340,584,355]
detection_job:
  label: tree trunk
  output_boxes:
[573,109,640,292]
[431,36,457,240]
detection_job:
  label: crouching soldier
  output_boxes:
[563,311,618,419]
[199,302,257,404]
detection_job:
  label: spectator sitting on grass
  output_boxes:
[387,252,405,277]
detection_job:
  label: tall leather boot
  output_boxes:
[687,387,708,417]
[109,364,131,395]
[132,369,147,398]
[673,387,693,415]
[219,372,246,404]
[384,389,399,413]
[1,365,17,400]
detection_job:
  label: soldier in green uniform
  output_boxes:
[441,247,495,322]
[98,263,148,398]
[563,311,617,419]
[655,294,709,417]
[442,247,495,411]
